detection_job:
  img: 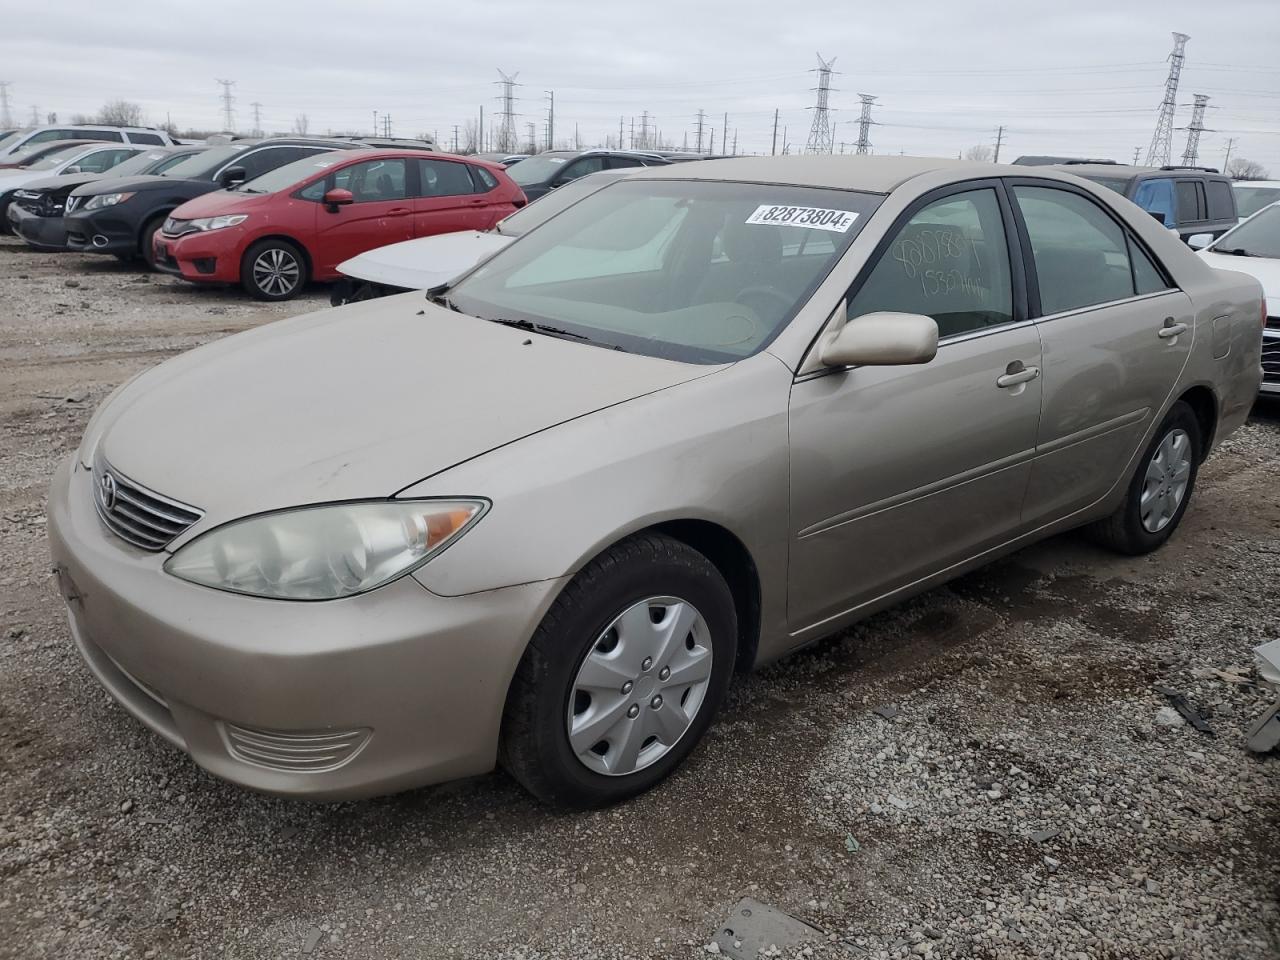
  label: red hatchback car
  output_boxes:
[154,150,525,300]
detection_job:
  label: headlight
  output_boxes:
[83,192,135,210]
[189,214,248,232]
[164,500,488,600]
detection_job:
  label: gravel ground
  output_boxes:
[1,235,1278,960]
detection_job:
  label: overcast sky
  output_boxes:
[3,0,1277,171]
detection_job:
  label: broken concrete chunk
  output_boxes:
[871,704,899,720]
[1154,686,1215,735]
[302,927,323,955]
[713,898,824,959]
[1030,828,1061,843]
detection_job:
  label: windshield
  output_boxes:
[499,172,623,236]
[100,150,171,178]
[448,179,881,363]
[1213,205,1280,259]
[156,144,249,180]
[507,154,575,186]
[22,144,89,171]
[236,152,345,194]
[1233,185,1280,220]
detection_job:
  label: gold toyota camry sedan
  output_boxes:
[48,156,1264,807]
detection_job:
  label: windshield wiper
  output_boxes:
[425,283,461,311]
[1215,246,1254,257]
[487,317,590,341]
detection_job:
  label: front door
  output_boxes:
[1009,182,1194,526]
[313,157,413,274]
[788,185,1043,631]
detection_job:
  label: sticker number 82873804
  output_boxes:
[744,204,859,232]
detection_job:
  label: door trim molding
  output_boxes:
[1033,407,1149,458]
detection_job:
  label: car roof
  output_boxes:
[1233,180,1280,188]
[1056,163,1227,180]
[628,154,1011,194]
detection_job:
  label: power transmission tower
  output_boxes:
[618,116,624,150]
[525,122,537,153]
[250,101,263,137]
[1144,32,1189,166]
[732,129,738,155]
[544,91,554,151]
[383,114,393,138]
[805,54,837,154]
[1178,94,1211,166]
[993,125,1005,163]
[695,110,706,153]
[771,108,779,156]
[0,82,12,129]
[494,70,520,153]
[29,105,38,126]
[639,110,650,150]
[854,94,876,154]
[215,79,237,132]
[1222,137,1236,171]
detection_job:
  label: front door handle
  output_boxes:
[1158,317,1188,339]
[996,362,1040,389]
[387,207,412,217]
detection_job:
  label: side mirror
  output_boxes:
[1187,233,1212,250]
[64,165,82,175]
[819,312,939,367]
[323,188,354,212]
[219,166,247,188]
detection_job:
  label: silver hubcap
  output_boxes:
[252,248,300,297]
[567,596,713,777]
[1140,428,1192,533]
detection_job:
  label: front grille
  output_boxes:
[162,217,197,238]
[221,723,372,773]
[91,457,202,551]
[64,195,81,214]
[1266,316,1280,331]
[1263,333,1280,384]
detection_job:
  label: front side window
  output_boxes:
[417,158,474,197]
[507,153,574,186]
[846,188,1013,339]
[1013,185,1138,314]
[1175,180,1204,223]
[240,152,347,195]
[449,180,881,363]
[560,156,607,182]
[1132,178,1175,228]
[334,158,408,202]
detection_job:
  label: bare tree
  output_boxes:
[293,113,310,136]
[460,119,479,154]
[97,100,144,126]
[1227,158,1269,181]
[964,144,995,162]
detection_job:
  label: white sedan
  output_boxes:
[1194,202,1280,395]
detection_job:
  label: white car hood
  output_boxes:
[338,231,514,289]
[1198,249,1280,312]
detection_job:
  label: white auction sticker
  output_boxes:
[745,204,859,232]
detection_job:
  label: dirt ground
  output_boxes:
[1,236,1278,960]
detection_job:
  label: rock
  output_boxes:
[119,800,134,814]
[1031,828,1061,843]
[1044,856,1061,871]
[1145,879,1160,895]
[64,279,80,288]
[704,941,721,954]
[872,704,900,720]
[302,927,323,954]
[1154,707,1182,727]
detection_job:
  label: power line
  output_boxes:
[805,53,837,154]
[1178,94,1211,166]
[1145,32,1189,166]
[215,79,237,133]
[854,94,877,154]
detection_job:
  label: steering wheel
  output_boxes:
[734,285,792,317]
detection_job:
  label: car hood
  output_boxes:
[72,174,208,198]
[169,188,273,220]
[93,295,711,530]
[338,231,513,289]
[16,172,106,195]
[1199,249,1280,310]
[0,169,67,192]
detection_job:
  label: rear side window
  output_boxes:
[1132,178,1175,228]
[471,166,499,192]
[1205,180,1235,221]
[1013,185,1137,314]
[847,188,1014,339]
[608,156,645,169]
[1176,180,1204,223]
[417,158,475,197]
[129,132,164,145]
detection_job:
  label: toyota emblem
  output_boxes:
[99,472,117,511]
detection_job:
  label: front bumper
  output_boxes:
[7,202,70,250]
[47,455,564,800]
[153,229,244,284]
[64,209,138,255]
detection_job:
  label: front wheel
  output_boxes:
[241,238,307,301]
[1087,400,1201,555]
[500,534,737,808]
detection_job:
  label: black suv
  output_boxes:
[1054,163,1238,244]
[64,138,364,266]
[505,150,670,202]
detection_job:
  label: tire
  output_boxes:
[138,217,168,271]
[500,533,737,808]
[1086,400,1202,555]
[241,238,307,301]
[113,252,135,263]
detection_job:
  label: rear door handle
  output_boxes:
[387,207,412,217]
[996,363,1040,388]
[1159,317,1188,339]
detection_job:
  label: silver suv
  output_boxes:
[0,125,175,160]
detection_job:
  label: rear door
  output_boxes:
[412,157,491,235]
[1010,181,1193,526]
[312,157,413,274]
[787,183,1044,629]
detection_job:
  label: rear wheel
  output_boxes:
[241,238,307,301]
[500,533,737,808]
[1087,401,1201,555]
